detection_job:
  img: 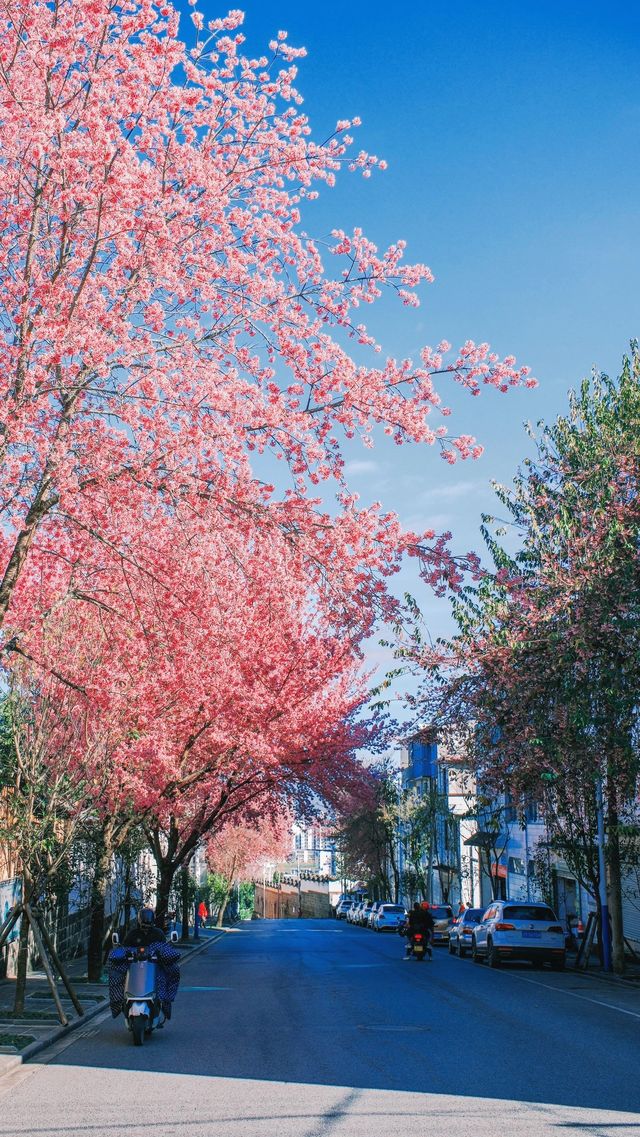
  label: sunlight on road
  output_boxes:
[1,1064,639,1137]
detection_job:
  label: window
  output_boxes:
[430,906,453,920]
[503,905,556,922]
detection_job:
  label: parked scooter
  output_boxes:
[111,931,178,1046]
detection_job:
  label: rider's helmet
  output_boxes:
[413,902,421,912]
[137,907,155,928]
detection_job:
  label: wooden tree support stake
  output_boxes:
[24,905,69,1026]
[33,909,84,1017]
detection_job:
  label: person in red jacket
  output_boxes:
[197,900,209,929]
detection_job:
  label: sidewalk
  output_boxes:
[568,947,640,986]
[0,927,224,1070]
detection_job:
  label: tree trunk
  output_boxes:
[122,857,132,933]
[87,831,113,982]
[155,861,177,928]
[147,816,180,928]
[216,885,233,928]
[13,908,30,1015]
[607,786,625,975]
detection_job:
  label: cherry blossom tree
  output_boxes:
[6,487,381,965]
[0,0,533,653]
[206,811,290,926]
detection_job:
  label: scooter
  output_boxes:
[410,931,429,961]
[401,927,432,962]
[112,932,178,1046]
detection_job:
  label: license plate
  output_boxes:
[414,945,424,954]
[522,930,541,939]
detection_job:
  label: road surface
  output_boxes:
[1,919,639,1136]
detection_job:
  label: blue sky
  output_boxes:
[177,1,640,655]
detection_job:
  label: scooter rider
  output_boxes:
[404,902,434,959]
[123,907,167,948]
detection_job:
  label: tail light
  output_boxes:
[414,934,423,941]
[548,925,563,933]
[494,922,515,931]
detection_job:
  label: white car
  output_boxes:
[367,900,389,928]
[373,904,407,932]
[335,899,354,921]
[471,901,566,969]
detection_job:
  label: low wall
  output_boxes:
[254,881,333,919]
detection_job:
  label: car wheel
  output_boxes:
[471,939,482,964]
[457,941,466,958]
[448,938,455,955]
[487,940,501,968]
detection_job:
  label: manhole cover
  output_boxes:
[358,1024,431,1032]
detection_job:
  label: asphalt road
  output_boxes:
[1,919,640,1136]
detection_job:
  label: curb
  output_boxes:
[6,928,228,1068]
[570,964,640,989]
[19,995,109,1063]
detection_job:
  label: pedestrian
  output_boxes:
[198,900,209,929]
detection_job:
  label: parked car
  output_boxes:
[427,904,454,945]
[360,902,375,926]
[374,904,407,932]
[471,901,566,969]
[335,899,354,921]
[347,902,363,924]
[367,901,389,928]
[448,907,486,957]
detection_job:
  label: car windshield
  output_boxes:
[503,905,557,922]
[431,907,453,920]
[381,906,405,914]
[463,909,485,923]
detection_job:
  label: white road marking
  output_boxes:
[497,969,640,1019]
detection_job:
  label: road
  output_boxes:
[1,919,640,1136]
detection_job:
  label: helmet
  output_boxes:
[137,907,155,928]
[413,902,421,912]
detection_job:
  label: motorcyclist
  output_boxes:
[404,902,434,959]
[123,907,167,949]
